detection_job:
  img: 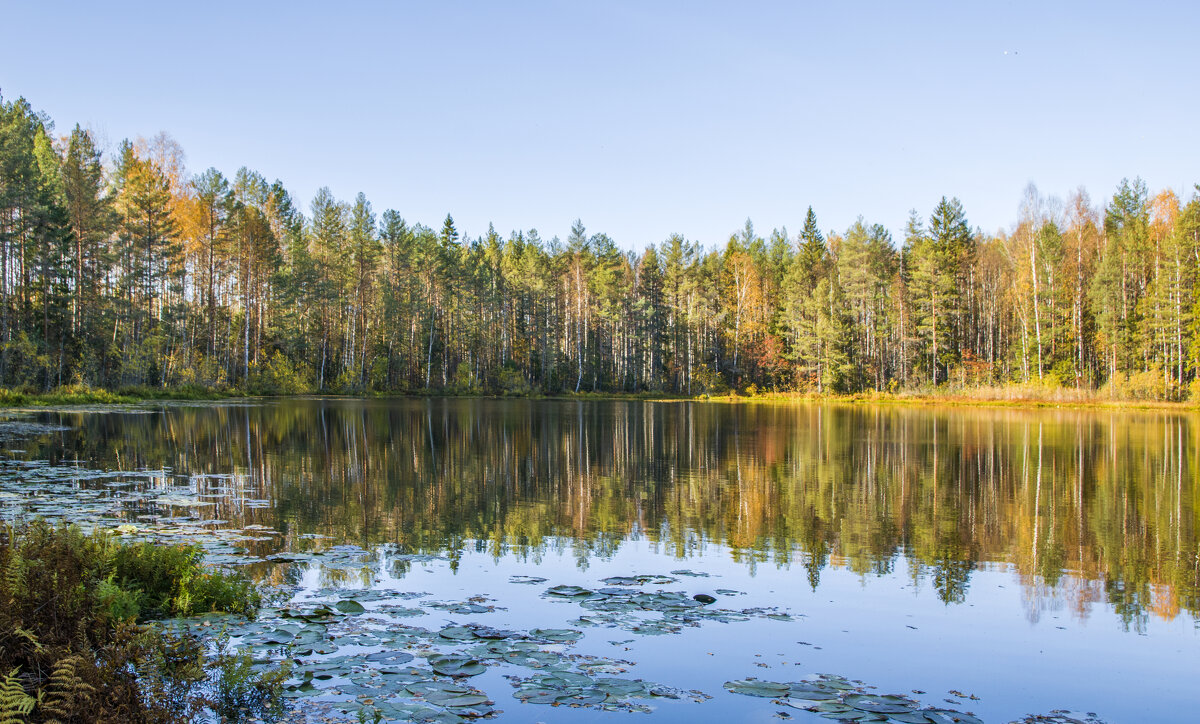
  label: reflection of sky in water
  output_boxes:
[2,399,1198,722]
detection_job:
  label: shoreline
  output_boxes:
[1,386,1197,413]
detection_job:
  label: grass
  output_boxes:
[677,388,1200,412]
[1,381,1196,413]
[0,384,243,408]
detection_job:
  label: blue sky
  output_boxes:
[2,0,1196,249]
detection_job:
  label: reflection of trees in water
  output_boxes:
[37,400,1200,625]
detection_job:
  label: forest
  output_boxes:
[2,92,1199,399]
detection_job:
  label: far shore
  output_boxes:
[1,385,1197,414]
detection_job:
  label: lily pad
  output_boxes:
[438,625,479,641]
[724,679,791,698]
[509,575,547,585]
[428,655,487,677]
[331,599,366,614]
[365,650,415,666]
[545,584,593,597]
[845,694,918,714]
[529,628,582,642]
[513,687,560,704]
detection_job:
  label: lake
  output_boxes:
[1,398,1196,723]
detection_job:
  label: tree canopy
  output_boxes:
[1,92,1198,399]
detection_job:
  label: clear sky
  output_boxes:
[2,0,1196,249]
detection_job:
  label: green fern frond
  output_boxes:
[11,629,41,653]
[38,654,94,723]
[0,668,35,724]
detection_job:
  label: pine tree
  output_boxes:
[796,206,827,284]
[309,187,348,388]
[908,197,973,385]
[112,140,179,385]
[188,167,231,359]
[348,192,380,384]
[61,125,113,349]
[1091,178,1149,380]
[634,246,667,389]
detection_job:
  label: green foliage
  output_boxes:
[109,540,260,619]
[1102,366,1170,401]
[37,655,96,722]
[0,669,36,724]
[0,385,133,407]
[137,632,207,722]
[497,364,536,396]
[244,351,310,395]
[97,578,142,621]
[0,521,273,722]
[691,364,728,394]
[116,384,231,401]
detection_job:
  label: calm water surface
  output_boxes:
[3,398,1197,723]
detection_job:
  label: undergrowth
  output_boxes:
[0,521,285,723]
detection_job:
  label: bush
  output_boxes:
[691,364,729,395]
[245,351,310,395]
[1103,366,1171,401]
[109,540,261,619]
[497,365,535,396]
[0,521,279,723]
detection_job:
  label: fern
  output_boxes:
[1,545,23,600]
[38,655,94,723]
[10,630,41,654]
[0,669,34,724]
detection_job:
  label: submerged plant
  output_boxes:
[207,632,290,722]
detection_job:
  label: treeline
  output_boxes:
[2,93,1199,397]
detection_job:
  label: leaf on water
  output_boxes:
[334,599,366,614]
[513,688,559,705]
[844,693,918,714]
[424,691,489,707]
[428,655,487,677]
[470,626,518,640]
[529,628,582,642]
[545,584,593,597]
[509,575,548,585]
[724,679,791,698]
[557,691,608,705]
[365,651,415,666]
[438,625,479,641]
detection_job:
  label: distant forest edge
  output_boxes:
[2,93,1199,401]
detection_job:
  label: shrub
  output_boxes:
[497,365,535,396]
[0,521,279,723]
[109,540,261,619]
[1103,366,1171,401]
[244,351,310,395]
[691,364,729,395]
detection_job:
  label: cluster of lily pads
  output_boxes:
[158,581,710,724]
[725,675,984,723]
[508,670,698,714]
[541,574,790,635]
[723,676,1106,724]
